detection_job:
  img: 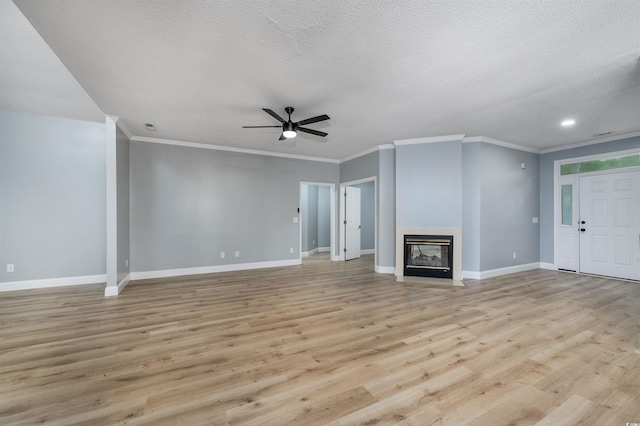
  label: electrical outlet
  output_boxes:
[235,251,240,258]
[125,259,129,268]
[7,264,14,273]
[312,240,315,245]
[513,252,517,259]
[290,247,294,253]
[220,252,225,259]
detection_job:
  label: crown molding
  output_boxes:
[130,136,340,164]
[116,121,133,140]
[539,130,640,154]
[340,145,380,163]
[393,134,466,146]
[463,136,540,154]
[339,144,397,163]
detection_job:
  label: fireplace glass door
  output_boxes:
[404,235,454,279]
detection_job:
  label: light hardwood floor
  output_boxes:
[1,255,639,425]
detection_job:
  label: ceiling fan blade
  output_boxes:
[263,108,286,123]
[242,125,281,128]
[298,127,328,137]
[297,114,330,126]
[279,133,286,141]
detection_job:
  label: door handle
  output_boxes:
[580,228,586,232]
[580,220,586,224]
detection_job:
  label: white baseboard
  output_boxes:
[317,247,331,253]
[302,248,319,257]
[361,249,375,255]
[462,262,540,280]
[105,273,131,297]
[375,265,395,274]
[0,274,106,292]
[539,262,556,270]
[130,259,301,281]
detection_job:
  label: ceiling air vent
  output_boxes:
[592,131,614,137]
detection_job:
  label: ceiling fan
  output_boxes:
[243,107,330,141]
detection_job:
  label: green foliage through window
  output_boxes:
[560,155,640,175]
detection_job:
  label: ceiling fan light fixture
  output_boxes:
[283,122,297,138]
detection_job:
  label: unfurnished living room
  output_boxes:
[1,1,639,424]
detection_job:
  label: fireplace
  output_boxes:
[404,235,454,279]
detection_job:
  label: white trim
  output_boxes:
[317,247,331,253]
[340,145,380,163]
[131,136,339,163]
[361,249,375,255]
[302,248,319,257]
[540,130,640,154]
[540,262,556,270]
[0,274,106,292]
[393,134,465,146]
[462,136,540,154]
[130,259,301,281]
[554,147,640,166]
[105,286,118,297]
[339,144,396,163]
[105,273,131,297]
[375,265,395,274]
[462,263,540,280]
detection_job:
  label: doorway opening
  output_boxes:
[339,177,377,266]
[299,182,336,264]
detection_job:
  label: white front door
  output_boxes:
[345,186,361,260]
[579,170,640,280]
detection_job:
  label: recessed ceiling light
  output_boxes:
[561,119,576,127]
[144,123,156,131]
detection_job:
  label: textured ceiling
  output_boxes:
[4,0,640,159]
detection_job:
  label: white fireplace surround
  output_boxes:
[396,227,462,281]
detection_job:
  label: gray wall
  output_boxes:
[539,135,640,264]
[377,148,396,268]
[396,141,463,227]
[478,143,539,270]
[116,126,130,283]
[0,110,106,282]
[301,184,318,253]
[130,141,339,272]
[301,184,331,253]
[340,151,379,183]
[461,143,482,272]
[317,186,331,249]
[353,181,375,250]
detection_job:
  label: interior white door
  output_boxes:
[579,170,640,280]
[345,186,361,260]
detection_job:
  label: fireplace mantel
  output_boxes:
[396,227,462,281]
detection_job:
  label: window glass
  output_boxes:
[560,154,640,175]
[561,185,572,226]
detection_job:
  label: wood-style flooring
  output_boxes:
[1,254,639,425]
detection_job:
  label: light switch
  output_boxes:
[293,217,299,223]
[532,217,539,223]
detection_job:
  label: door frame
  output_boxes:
[299,182,336,263]
[553,148,640,274]
[339,177,377,262]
